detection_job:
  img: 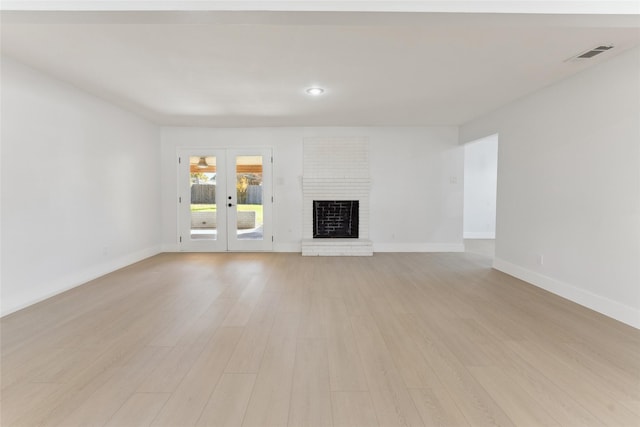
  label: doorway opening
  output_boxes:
[463,134,498,258]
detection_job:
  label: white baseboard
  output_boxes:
[463,232,495,239]
[493,257,640,329]
[161,242,301,253]
[269,241,466,253]
[162,242,465,253]
[374,243,465,253]
[1,245,162,317]
[163,241,465,254]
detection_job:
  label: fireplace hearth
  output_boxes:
[313,200,359,238]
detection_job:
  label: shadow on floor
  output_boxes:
[464,239,495,258]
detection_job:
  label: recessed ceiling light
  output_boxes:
[306,87,325,96]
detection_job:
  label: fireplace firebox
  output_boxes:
[313,200,359,238]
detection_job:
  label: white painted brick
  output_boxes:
[302,137,372,255]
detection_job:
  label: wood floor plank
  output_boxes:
[336,262,371,317]
[56,346,170,427]
[468,366,560,426]
[409,387,470,427]
[0,382,61,426]
[2,296,161,392]
[331,391,379,427]
[0,260,160,357]
[222,276,266,327]
[2,252,639,427]
[476,340,606,426]
[324,298,369,392]
[241,311,301,427]
[368,297,439,389]
[7,347,96,385]
[104,392,170,427]
[138,298,236,393]
[553,340,640,400]
[298,294,329,339]
[417,314,499,367]
[148,285,228,347]
[350,314,425,427]
[621,400,640,417]
[150,327,243,427]
[224,292,280,373]
[196,373,256,427]
[288,339,333,427]
[7,307,176,426]
[506,340,639,425]
[411,328,517,426]
[565,340,640,384]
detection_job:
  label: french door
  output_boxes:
[178,148,273,252]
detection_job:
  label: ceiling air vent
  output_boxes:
[567,45,614,61]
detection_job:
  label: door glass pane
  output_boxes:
[236,156,263,240]
[190,155,217,240]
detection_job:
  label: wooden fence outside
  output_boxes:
[191,184,262,205]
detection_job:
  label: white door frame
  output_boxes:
[177,147,273,252]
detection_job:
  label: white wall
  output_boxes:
[1,57,162,316]
[160,126,463,252]
[460,47,640,328]
[463,134,498,239]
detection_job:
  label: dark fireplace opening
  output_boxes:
[313,200,359,239]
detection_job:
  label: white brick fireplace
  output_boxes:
[302,137,373,256]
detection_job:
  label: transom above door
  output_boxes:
[178,148,273,252]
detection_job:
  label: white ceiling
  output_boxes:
[2,7,639,127]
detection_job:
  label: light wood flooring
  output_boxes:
[1,252,639,426]
[464,239,495,258]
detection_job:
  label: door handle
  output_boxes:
[228,203,234,207]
